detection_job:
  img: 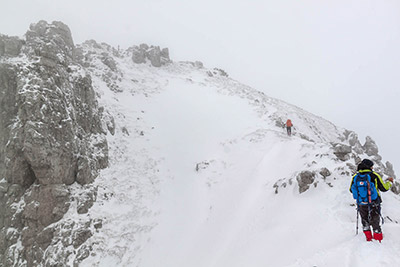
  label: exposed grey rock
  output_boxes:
[132,47,146,64]
[207,68,229,78]
[101,53,118,71]
[130,43,170,67]
[1,63,107,187]
[140,43,149,50]
[0,35,24,57]
[346,163,357,174]
[0,64,19,186]
[16,184,71,266]
[75,244,91,265]
[73,228,92,249]
[296,171,316,193]
[195,161,212,171]
[147,46,162,67]
[343,129,352,140]
[75,41,124,93]
[391,181,400,195]
[319,168,331,179]
[274,118,285,128]
[77,190,97,214]
[161,47,169,59]
[384,161,396,179]
[93,218,103,230]
[372,154,383,163]
[332,143,352,161]
[122,126,130,136]
[347,131,358,146]
[213,68,229,77]
[0,20,108,266]
[25,20,75,67]
[346,131,364,154]
[299,133,315,143]
[36,227,55,249]
[273,178,294,194]
[104,111,116,135]
[363,136,379,157]
[195,61,204,68]
[353,142,364,155]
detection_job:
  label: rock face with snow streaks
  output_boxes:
[0,21,108,266]
[0,35,24,57]
[130,43,171,67]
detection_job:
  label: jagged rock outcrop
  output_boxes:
[25,20,75,67]
[130,43,170,67]
[297,171,316,193]
[0,35,24,57]
[332,143,352,161]
[207,68,229,78]
[0,21,108,266]
[101,53,118,71]
[363,136,380,159]
[75,40,123,93]
[385,161,396,179]
[319,168,331,179]
[346,131,364,154]
[344,132,394,178]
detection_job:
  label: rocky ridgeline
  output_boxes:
[72,39,171,95]
[274,130,398,195]
[0,21,109,266]
[129,43,170,67]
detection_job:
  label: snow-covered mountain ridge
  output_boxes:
[1,21,400,267]
[77,34,400,267]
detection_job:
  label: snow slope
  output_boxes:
[75,43,400,267]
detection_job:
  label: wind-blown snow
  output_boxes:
[75,46,400,267]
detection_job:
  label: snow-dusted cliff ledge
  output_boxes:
[0,21,108,266]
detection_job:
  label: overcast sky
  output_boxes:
[2,0,400,176]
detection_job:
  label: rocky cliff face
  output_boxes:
[0,21,108,266]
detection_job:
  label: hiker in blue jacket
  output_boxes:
[349,159,393,242]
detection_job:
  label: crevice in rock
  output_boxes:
[23,162,37,189]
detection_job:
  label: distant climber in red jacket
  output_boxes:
[286,119,293,136]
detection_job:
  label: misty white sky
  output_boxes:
[2,0,400,175]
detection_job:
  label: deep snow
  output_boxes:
[72,45,400,267]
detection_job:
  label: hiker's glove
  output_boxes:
[388,177,394,183]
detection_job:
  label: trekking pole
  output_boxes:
[356,205,359,235]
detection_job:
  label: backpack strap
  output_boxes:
[366,174,372,204]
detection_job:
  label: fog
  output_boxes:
[2,0,400,175]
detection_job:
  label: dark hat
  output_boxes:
[361,159,374,168]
